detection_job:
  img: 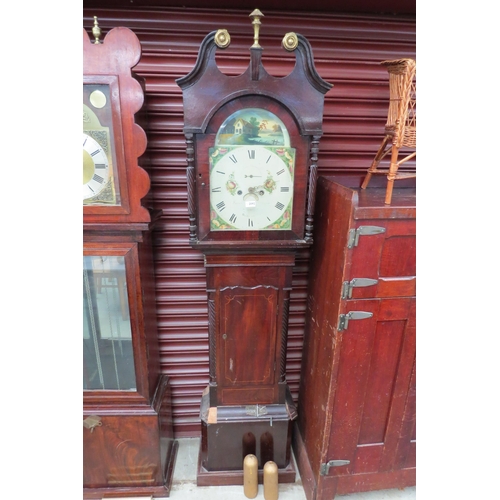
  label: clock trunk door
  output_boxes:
[217,286,279,405]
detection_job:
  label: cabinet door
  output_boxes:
[326,298,416,481]
[347,219,416,300]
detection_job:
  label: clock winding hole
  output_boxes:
[244,192,259,208]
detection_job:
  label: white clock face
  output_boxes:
[209,146,294,230]
[83,133,110,200]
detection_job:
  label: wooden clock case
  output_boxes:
[176,18,331,486]
[83,25,177,498]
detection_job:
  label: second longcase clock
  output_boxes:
[176,10,332,485]
[83,19,177,498]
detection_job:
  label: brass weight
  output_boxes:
[263,461,279,500]
[243,454,258,498]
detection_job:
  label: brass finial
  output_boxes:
[282,32,298,51]
[92,16,102,44]
[214,29,231,49]
[249,9,264,48]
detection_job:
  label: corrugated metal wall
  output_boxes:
[82,6,416,436]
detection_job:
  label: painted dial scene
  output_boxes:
[209,107,295,231]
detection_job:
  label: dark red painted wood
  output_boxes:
[294,178,415,499]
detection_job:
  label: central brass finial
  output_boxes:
[249,9,264,48]
[92,16,102,44]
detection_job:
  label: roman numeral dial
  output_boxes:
[209,145,295,231]
[83,133,110,200]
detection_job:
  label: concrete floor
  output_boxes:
[166,438,416,500]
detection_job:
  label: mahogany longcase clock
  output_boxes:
[176,10,332,486]
[83,19,177,498]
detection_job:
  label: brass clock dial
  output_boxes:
[83,84,120,206]
[209,145,295,230]
[83,133,110,200]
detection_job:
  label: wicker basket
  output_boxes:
[361,58,416,204]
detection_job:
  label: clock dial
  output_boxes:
[83,133,110,200]
[83,83,120,206]
[209,145,295,230]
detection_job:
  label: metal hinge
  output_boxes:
[347,225,386,248]
[83,415,102,433]
[245,404,268,417]
[320,459,350,475]
[341,278,378,299]
[338,311,373,331]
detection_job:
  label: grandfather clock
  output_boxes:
[83,19,177,498]
[176,10,332,486]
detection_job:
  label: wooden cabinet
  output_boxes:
[293,178,416,500]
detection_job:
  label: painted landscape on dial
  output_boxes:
[215,108,291,147]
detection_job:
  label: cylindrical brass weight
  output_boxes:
[243,454,258,498]
[263,460,279,500]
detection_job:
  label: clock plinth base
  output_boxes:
[196,386,297,486]
[83,375,178,499]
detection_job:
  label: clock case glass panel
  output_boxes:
[83,76,131,215]
[83,254,136,391]
[83,242,150,406]
[195,96,310,243]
